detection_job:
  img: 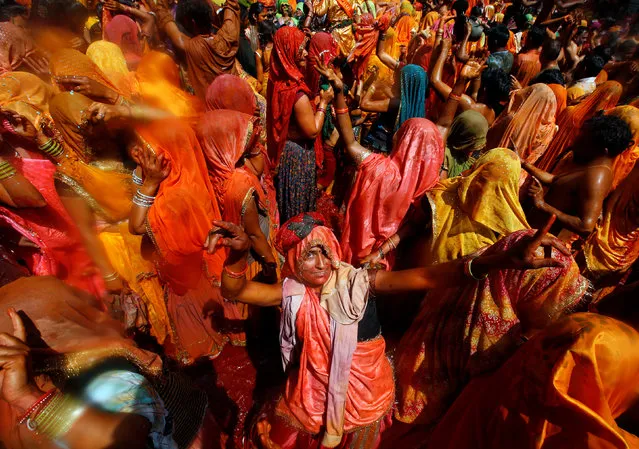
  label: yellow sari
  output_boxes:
[86,40,138,99]
[0,72,54,111]
[426,148,530,264]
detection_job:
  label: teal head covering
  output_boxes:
[396,64,428,131]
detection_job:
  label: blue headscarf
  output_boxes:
[396,64,428,131]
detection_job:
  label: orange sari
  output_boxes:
[606,105,639,191]
[395,230,591,426]
[548,82,567,116]
[136,51,203,118]
[426,313,639,449]
[48,92,134,222]
[487,83,557,165]
[535,81,623,171]
[198,109,278,345]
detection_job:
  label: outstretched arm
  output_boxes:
[522,161,554,185]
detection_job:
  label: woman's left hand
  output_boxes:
[204,220,251,254]
[138,145,171,187]
[88,102,130,124]
[314,58,344,92]
[510,75,523,91]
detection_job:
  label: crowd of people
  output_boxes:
[1,0,639,447]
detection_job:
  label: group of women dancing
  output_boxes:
[1,0,639,447]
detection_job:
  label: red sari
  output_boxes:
[340,118,444,267]
[198,109,278,345]
[139,119,227,363]
[0,158,104,297]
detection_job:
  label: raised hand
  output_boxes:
[138,144,171,187]
[204,220,250,254]
[527,176,545,209]
[510,75,523,91]
[314,58,344,91]
[54,76,118,103]
[0,308,41,411]
[501,215,568,270]
[103,0,124,11]
[359,250,383,268]
[460,57,487,80]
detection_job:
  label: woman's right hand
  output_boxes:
[359,249,383,267]
[138,145,171,188]
[0,109,38,141]
[204,220,251,254]
[314,58,344,92]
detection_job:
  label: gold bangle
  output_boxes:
[27,392,85,441]
[0,161,16,180]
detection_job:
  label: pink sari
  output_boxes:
[340,118,444,267]
[0,158,104,297]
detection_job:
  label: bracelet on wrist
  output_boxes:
[224,264,248,279]
[26,391,86,440]
[386,237,397,251]
[0,160,17,181]
[132,170,144,186]
[317,107,326,114]
[103,271,120,282]
[18,390,56,425]
[335,107,349,115]
[463,255,488,281]
[132,189,156,208]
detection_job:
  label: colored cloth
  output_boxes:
[0,71,54,118]
[426,313,639,449]
[396,64,427,131]
[267,27,314,165]
[136,51,203,117]
[182,0,241,98]
[49,92,135,223]
[547,82,568,116]
[49,49,129,100]
[395,230,591,426]
[0,158,104,297]
[104,14,144,68]
[341,118,444,267]
[86,40,137,99]
[84,370,176,449]
[535,81,623,171]
[567,76,598,103]
[275,219,394,447]
[139,119,223,295]
[607,105,639,191]
[486,50,514,73]
[306,32,339,99]
[394,14,418,55]
[512,48,541,87]
[487,84,557,165]
[0,22,42,75]
[277,139,317,224]
[348,13,378,80]
[582,162,639,280]
[443,110,489,178]
[426,148,530,265]
[312,0,355,56]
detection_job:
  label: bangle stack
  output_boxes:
[18,390,56,425]
[0,160,16,180]
[39,139,64,158]
[317,107,326,114]
[25,391,86,440]
[224,264,248,279]
[103,271,119,282]
[386,237,397,252]
[132,170,144,186]
[463,256,488,281]
[132,189,155,208]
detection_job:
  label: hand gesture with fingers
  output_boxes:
[527,176,545,209]
[460,57,487,80]
[0,109,38,140]
[314,58,344,91]
[501,215,568,270]
[55,76,118,103]
[138,145,170,188]
[103,0,124,11]
[204,220,250,254]
[510,75,522,91]
[0,308,42,411]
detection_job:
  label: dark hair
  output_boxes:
[532,69,566,86]
[481,67,511,102]
[583,115,633,158]
[541,38,562,61]
[452,0,468,15]
[581,54,605,78]
[0,4,27,21]
[176,0,213,36]
[470,5,482,17]
[487,24,510,50]
[526,25,546,48]
[618,39,638,56]
[258,19,275,45]
[249,1,265,24]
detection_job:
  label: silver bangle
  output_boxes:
[136,190,155,200]
[132,190,155,207]
[103,271,119,282]
[132,171,143,186]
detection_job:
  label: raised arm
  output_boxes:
[522,161,555,185]
[376,32,400,71]
[293,89,332,140]
[205,221,282,306]
[315,59,371,166]
[359,82,392,113]
[374,215,566,294]
[455,21,473,64]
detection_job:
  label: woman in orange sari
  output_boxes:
[535,81,623,172]
[424,313,639,449]
[131,119,227,364]
[487,83,557,166]
[394,229,591,430]
[546,82,567,116]
[198,109,279,345]
[391,2,417,59]
[136,51,203,118]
